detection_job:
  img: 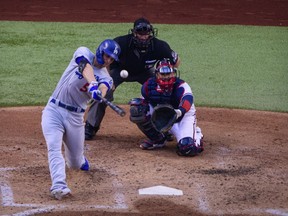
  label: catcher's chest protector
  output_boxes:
[147,81,171,102]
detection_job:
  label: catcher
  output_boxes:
[129,59,204,156]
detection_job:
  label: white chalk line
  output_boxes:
[194,182,210,213]
[1,164,288,216]
[1,207,56,216]
[0,166,127,216]
[112,177,128,209]
[266,209,288,216]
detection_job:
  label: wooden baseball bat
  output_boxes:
[84,96,126,121]
[100,96,126,117]
[83,99,94,123]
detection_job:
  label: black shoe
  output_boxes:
[140,138,166,150]
[165,132,174,142]
[198,138,204,153]
[85,122,99,140]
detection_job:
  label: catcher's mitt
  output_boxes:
[151,104,177,133]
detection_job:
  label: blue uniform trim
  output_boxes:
[76,56,90,65]
[50,98,85,113]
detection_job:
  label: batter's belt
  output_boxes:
[50,98,85,113]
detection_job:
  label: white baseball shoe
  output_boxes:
[51,187,71,200]
[196,127,204,145]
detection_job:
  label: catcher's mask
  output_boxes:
[96,39,121,65]
[155,59,177,93]
[129,18,158,52]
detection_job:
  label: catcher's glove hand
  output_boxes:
[151,104,178,133]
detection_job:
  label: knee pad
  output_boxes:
[129,98,164,140]
[129,98,149,123]
[177,137,201,156]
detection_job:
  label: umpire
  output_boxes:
[85,17,180,140]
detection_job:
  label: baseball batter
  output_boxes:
[41,39,121,200]
[129,59,204,156]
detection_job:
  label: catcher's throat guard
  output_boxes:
[151,104,177,133]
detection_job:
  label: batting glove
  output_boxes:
[88,81,102,101]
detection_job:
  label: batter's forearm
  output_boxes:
[83,64,97,84]
[98,84,108,98]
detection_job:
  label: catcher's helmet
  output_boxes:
[96,39,121,65]
[155,59,177,93]
[130,17,157,51]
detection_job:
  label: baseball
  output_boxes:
[120,70,129,78]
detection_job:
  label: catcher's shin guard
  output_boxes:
[136,120,165,142]
[129,98,165,142]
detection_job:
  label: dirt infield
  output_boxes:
[1,1,288,215]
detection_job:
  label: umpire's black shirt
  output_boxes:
[109,34,177,88]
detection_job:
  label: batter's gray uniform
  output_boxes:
[41,46,113,194]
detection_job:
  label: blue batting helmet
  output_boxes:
[96,39,121,65]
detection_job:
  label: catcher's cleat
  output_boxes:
[196,127,204,153]
[165,132,174,142]
[198,137,204,153]
[51,187,71,200]
[140,138,166,150]
[85,122,99,140]
[176,136,204,156]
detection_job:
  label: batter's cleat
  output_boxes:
[80,157,90,171]
[140,138,166,150]
[85,122,99,140]
[51,187,71,200]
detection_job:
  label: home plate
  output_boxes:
[138,185,183,196]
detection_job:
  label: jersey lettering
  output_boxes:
[75,71,84,79]
[145,59,157,70]
[80,83,89,92]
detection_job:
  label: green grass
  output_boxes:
[0,21,287,112]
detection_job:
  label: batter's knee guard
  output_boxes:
[129,98,164,141]
[177,137,203,156]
